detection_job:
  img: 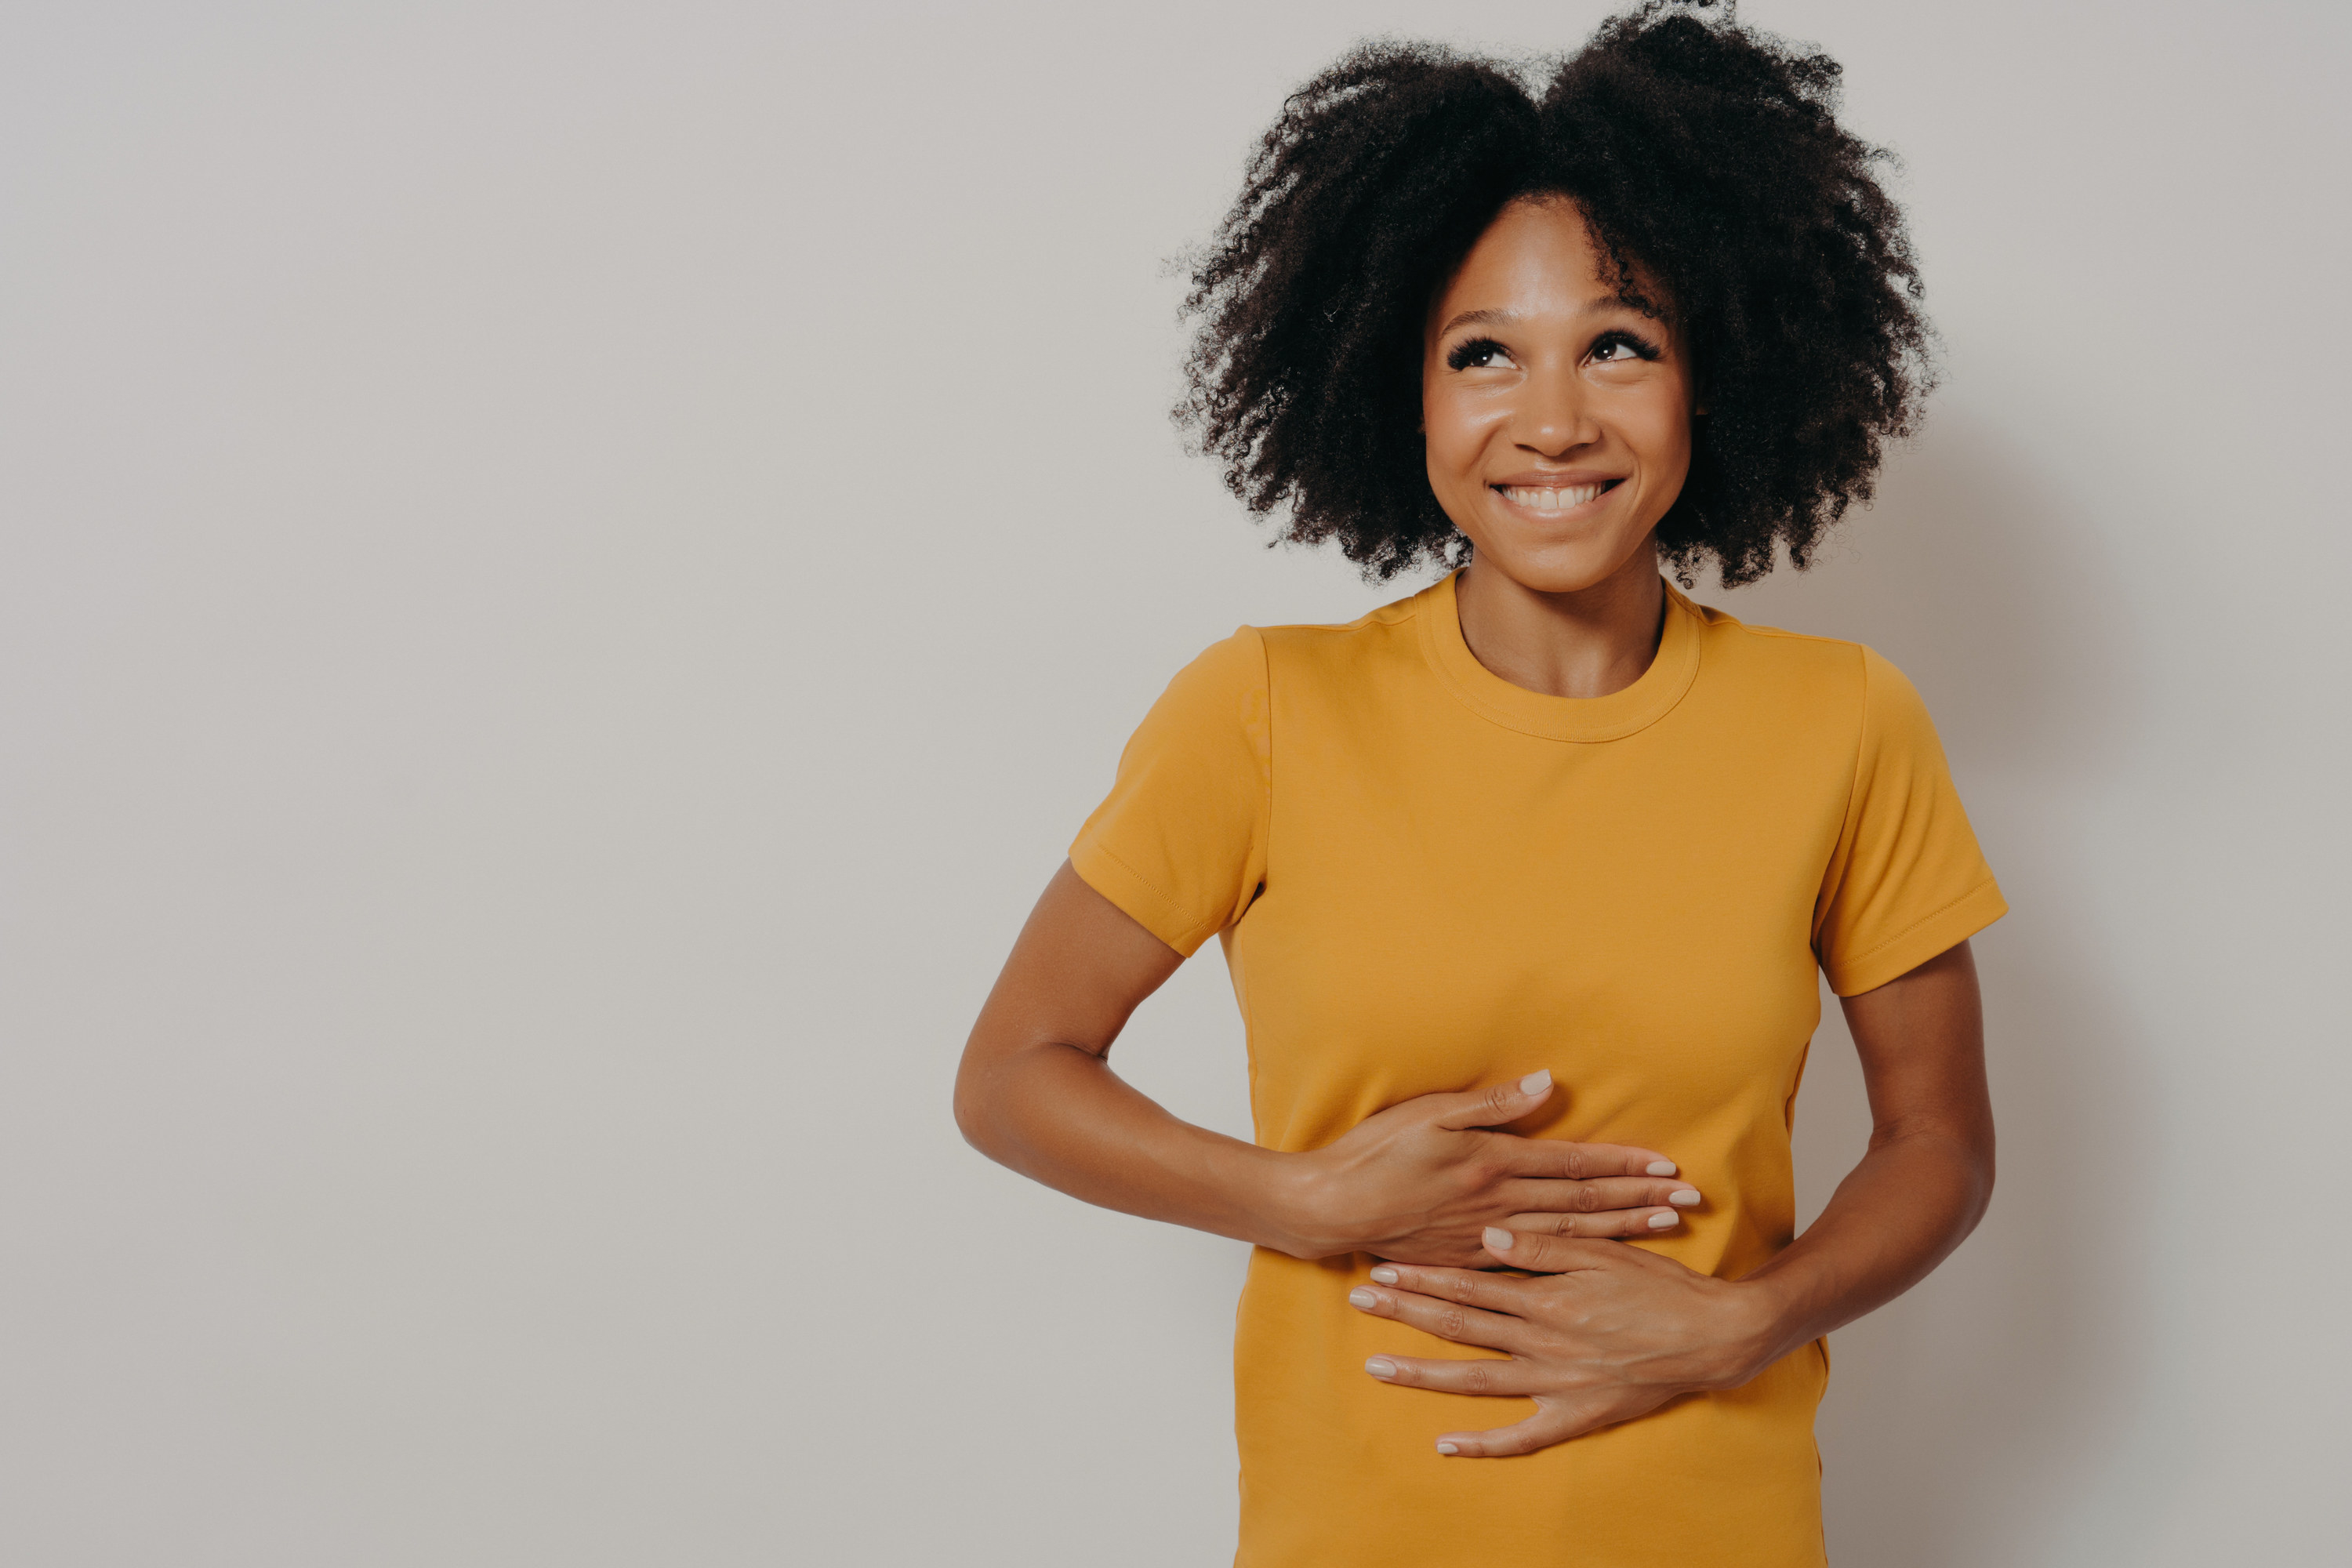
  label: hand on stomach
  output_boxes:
[1283,1069,1701,1266]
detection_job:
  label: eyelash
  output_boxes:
[1443,329,1664,372]
[1592,328,1663,363]
[1445,336,1511,372]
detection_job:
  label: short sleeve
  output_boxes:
[1813,645,2009,996]
[1069,628,1272,957]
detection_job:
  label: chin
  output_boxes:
[1477,535,1654,596]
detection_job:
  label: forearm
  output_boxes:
[1734,1127,1993,1368]
[956,1040,1320,1257]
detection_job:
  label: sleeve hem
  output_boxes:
[1823,877,2009,997]
[1069,836,1218,957]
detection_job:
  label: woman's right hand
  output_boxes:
[1279,1070,1700,1266]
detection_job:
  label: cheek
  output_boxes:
[1421,387,1492,485]
[1624,392,1694,479]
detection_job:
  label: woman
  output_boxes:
[955,5,2003,1564]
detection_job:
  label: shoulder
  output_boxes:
[1681,592,1922,708]
[1678,593,1948,763]
[1250,582,1432,685]
[1134,626,1269,751]
[1141,587,1431,744]
[1165,623,1269,695]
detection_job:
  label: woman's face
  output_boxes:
[1421,197,1697,595]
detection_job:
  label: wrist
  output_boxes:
[1261,1148,1356,1261]
[1711,1273,1809,1388]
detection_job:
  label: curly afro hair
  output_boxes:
[1176,0,1933,588]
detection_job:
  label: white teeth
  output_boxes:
[1501,483,1607,510]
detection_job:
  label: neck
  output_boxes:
[1453,549,1668,700]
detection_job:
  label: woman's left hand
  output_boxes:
[1346,1225,1791,1457]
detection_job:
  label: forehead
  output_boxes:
[1430,197,1649,328]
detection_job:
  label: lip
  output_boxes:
[1489,474,1627,521]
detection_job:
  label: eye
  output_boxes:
[1591,329,1663,365]
[1445,336,1515,372]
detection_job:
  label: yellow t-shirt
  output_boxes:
[1069,568,2007,1568]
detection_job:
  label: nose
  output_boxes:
[1517,364,1599,459]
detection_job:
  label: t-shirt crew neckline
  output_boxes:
[1417,566,1704,742]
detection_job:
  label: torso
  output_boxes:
[1226,571,1852,1567]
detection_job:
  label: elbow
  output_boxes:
[1962,1109,1996,1212]
[1870,1117,1997,1234]
[1944,1127,1997,1238]
[954,1035,1096,1168]
[952,1059,996,1157]
[953,1040,1029,1166]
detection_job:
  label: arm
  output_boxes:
[955,862,1708,1265]
[1739,936,1994,1352]
[953,859,1297,1252]
[1345,938,1992,1455]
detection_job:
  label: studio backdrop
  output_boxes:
[0,2,2344,1564]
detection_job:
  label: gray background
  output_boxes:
[2,1,2345,1563]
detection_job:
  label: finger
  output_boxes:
[1348,1283,1526,1352]
[1364,1352,1541,1397]
[1477,1225,1626,1274]
[1490,1139,1683,1180]
[1501,1175,1704,1216]
[1501,1205,1684,1239]
[1430,1069,1555,1131]
[1435,1403,1604,1458]
[1367,1261,1544,1313]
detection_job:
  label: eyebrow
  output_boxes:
[1435,298,1664,338]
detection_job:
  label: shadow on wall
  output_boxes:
[1709,411,2158,1565]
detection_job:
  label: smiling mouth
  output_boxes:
[1494,480,1622,511]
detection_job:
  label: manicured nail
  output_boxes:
[1348,1287,1378,1309]
[1519,1069,1552,1096]
[1646,1160,1678,1177]
[1670,1189,1701,1206]
[1366,1356,1396,1379]
[1648,1211,1679,1229]
[1369,1265,1399,1285]
[1483,1226,1515,1253]
[1436,1441,1460,1456]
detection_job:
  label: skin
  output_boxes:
[956,192,1994,1459]
[1421,194,1700,703]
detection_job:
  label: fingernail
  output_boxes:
[1366,1356,1396,1378]
[1369,1265,1399,1285]
[1648,1211,1679,1229]
[1646,1160,1678,1176]
[1482,1226,1515,1252]
[1436,1441,1460,1456]
[1519,1069,1552,1095]
[1348,1287,1378,1309]
[1670,1189,1701,1206]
